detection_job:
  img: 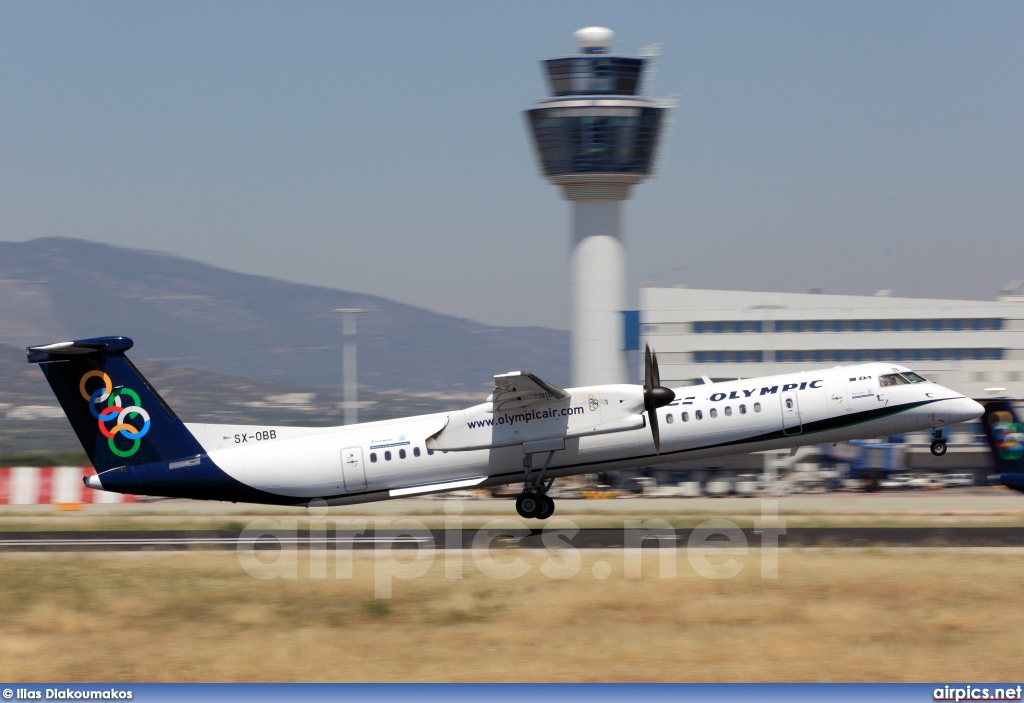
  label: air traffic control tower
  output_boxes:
[526,27,670,387]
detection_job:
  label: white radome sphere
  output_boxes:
[575,26,614,52]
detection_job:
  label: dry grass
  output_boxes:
[0,549,1022,681]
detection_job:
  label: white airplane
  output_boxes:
[28,336,984,518]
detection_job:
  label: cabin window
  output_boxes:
[370,452,377,463]
[385,451,392,461]
[754,402,761,412]
[709,408,718,418]
[427,448,434,455]
[399,448,407,459]
[696,410,703,420]
[666,413,674,424]
[414,447,421,457]
[681,411,689,422]
[724,406,732,416]
[739,404,747,414]
[879,373,909,387]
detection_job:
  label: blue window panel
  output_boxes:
[527,106,665,176]
[993,319,1004,331]
[693,322,705,334]
[994,349,1005,360]
[714,351,725,363]
[622,310,640,351]
[892,320,904,332]
[911,319,923,331]
[752,321,764,333]
[930,320,943,331]
[714,321,726,334]
[792,320,804,333]
[971,319,984,331]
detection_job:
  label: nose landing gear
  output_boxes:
[930,429,947,457]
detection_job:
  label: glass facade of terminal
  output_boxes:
[527,107,663,176]
[691,318,1004,334]
[693,349,1005,364]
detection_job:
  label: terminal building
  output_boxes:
[639,284,1024,400]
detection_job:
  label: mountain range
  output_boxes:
[0,238,569,394]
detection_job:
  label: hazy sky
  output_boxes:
[2,2,1022,328]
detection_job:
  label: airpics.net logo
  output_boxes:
[79,371,151,458]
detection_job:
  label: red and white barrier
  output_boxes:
[0,467,137,505]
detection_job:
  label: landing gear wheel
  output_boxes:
[516,493,542,519]
[536,495,555,520]
[930,439,947,457]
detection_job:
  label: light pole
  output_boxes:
[332,308,364,425]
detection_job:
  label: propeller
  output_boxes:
[643,345,676,454]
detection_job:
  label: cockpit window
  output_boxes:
[879,373,910,387]
[901,371,928,383]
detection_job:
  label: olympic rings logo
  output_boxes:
[987,410,1024,462]
[588,394,599,412]
[79,370,151,458]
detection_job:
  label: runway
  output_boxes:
[2,527,1024,551]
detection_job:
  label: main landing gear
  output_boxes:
[516,492,555,520]
[515,449,557,519]
[930,429,947,457]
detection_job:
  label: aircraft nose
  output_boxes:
[966,398,985,420]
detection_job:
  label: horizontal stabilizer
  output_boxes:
[27,336,134,363]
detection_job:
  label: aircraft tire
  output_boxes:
[516,494,542,519]
[536,495,555,520]
[930,439,947,457]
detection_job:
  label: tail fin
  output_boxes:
[980,399,1024,492]
[27,337,204,472]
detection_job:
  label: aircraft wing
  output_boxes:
[489,371,569,411]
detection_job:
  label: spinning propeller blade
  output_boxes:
[643,345,675,454]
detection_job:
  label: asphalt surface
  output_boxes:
[2,527,1024,551]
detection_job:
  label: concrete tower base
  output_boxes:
[570,200,627,387]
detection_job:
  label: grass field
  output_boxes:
[1,548,1023,682]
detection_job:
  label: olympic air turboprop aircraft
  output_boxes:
[28,336,984,518]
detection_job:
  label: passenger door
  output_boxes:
[340,447,367,492]
[781,391,802,435]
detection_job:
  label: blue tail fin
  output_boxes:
[980,399,1024,492]
[27,336,204,472]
